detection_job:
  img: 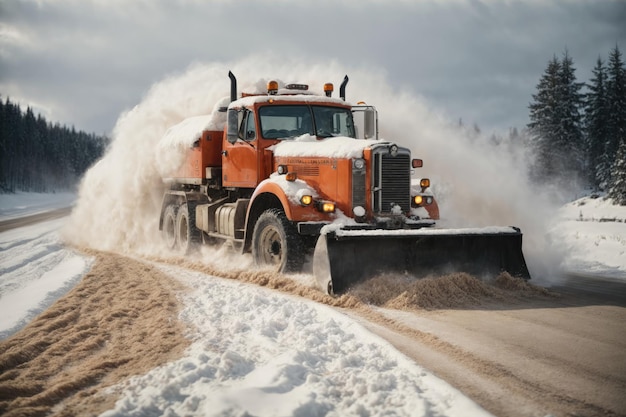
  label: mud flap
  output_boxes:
[313,227,531,295]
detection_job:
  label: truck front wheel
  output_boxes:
[252,209,305,273]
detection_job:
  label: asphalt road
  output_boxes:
[0,207,73,233]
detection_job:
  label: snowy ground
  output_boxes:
[547,195,626,279]
[0,193,490,416]
[1,192,625,416]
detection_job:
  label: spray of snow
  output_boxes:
[63,54,561,278]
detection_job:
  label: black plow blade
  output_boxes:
[313,227,531,295]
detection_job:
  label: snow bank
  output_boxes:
[102,266,490,417]
[548,196,626,280]
[0,218,92,339]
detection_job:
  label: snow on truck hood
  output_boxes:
[271,135,386,159]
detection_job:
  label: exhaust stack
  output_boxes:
[339,75,349,101]
[228,71,237,102]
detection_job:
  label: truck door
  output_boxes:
[222,108,259,187]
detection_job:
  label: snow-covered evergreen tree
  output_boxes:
[608,138,626,205]
[584,57,609,189]
[604,45,626,191]
[528,56,561,179]
[528,51,584,185]
[557,50,585,174]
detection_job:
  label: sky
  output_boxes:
[1,0,625,136]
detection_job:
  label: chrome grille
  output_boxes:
[372,146,411,214]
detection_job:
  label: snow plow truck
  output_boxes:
[159,72,530,295]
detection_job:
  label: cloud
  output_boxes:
[0,0,624,134]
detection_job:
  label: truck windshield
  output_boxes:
[259,105,355,139]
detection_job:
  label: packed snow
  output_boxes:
[101,266,487,417]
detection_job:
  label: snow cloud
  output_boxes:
[63,54,561,278]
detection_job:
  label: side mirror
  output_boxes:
[363,108,376,139]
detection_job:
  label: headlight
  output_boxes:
[413,195,423,206]
[300,195,313,206]
[353,158,365,170]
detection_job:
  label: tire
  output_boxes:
[176,203,201,255]
[252,209,305,273]
[162,205,178,250]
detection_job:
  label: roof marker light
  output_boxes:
[268,80,278,95]
[324,83,334,97]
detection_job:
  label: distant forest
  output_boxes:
[526,44,626,205]
[0,97,109,193]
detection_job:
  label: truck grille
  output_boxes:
[372,146,411,214]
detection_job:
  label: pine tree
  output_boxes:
[608,138,626,205]
[605,45,626,192]
[557,49,585,174]
[584,57,609,189]
[528,56,562,179]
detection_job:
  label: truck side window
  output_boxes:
[244,111,256,141]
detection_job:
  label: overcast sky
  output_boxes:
[1,0,625,136]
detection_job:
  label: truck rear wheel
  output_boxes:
[176,203,200,255]
[162,205,178,250]
[252,209,305,273]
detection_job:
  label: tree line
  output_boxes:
[0,97,109,193]
[527,45,626,205]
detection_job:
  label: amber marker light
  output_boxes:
[420,178,430,188]
[285,172,298,182]
[324,83,334,97]
[268,80,278,95]
[321,202,335,213]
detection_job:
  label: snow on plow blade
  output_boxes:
[313,227,531,295]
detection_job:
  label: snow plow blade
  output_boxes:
[313,227,531,295]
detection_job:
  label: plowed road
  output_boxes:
[346,276,626,417]
[2,211,625,417]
